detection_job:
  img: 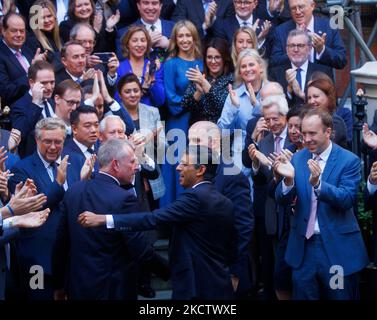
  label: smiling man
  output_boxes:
[269,0,347,71]
[78,145,237,300]
[274,108,368,300]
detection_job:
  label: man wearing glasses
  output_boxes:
[269,29,333,107]
[269,0,347,71]
[213,0,272,52]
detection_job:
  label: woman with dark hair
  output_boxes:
[27,0,62,65]
[59,0,120,52]
[307,77,349,149]
[182,37,234,124]
[116,25,165,108]
[309,71,353,148]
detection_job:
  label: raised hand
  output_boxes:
[257,20,272,41]
[272,153,295,180]
[0,146,8,171]
[107,53,119,77]
[78,211,106,227]
[252,117,268,142]
[363,123,377,149]
[228,84,240,107]
[246,83,257,105]
[93,10,103,33]
[86,54,102,68]
[83,68,96,81]
[369,161,377,184]
[56,155,69,186]
[204,1,217,29]
[8,129,21,153]
[106,9,120,31]
[269,0,284,13]
[80,154,96,180]
[31,82,45,105]
[8,191,47,216]
[311,32,326,54]
[12,208,50,228]
[31,48,48,64]
[308,158,322,187]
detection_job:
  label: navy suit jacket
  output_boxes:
[52,172,167,299]
[214,158,254,293]
[268,61,334,107]
[270,16,347,70]
[255,0,291,26]
[113,182,236,300]
[0,40,34,107]
[172,0,235,39]
[115,19,175,61]
[276,144,369,275]
[8,152,82,280]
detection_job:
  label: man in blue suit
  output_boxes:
[116,0,175,61]
[275,108,369,299]
[53,139,169,300]
[8,117,83,299]
[10,60,56,158]
[188,121,254,298]
[269,0,347,71]
[79,145,237,300]
[0,13,39,107]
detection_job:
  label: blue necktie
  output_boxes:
[296,68,302,91]
[43,101,51,118]
[50,162,58,181]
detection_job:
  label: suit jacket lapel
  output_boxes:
[321,144,338,182]
[2,43,27,75]
[31,153,54,188]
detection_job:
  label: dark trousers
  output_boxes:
[292,235,359,300]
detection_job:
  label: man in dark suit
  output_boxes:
[8,117,83,299]
[268,29,333,107]
[116,0,175,61]
[188,121,254,298]
[52,139,169,300]
[10,60,56,158]
[269,0,347,70]
[79,145,237,300]
[212,0,271,51]
[63,105,99,169]
[243,94,293,299]
[173,0,234,39]
[0,13,39,107]
[275,108,369,299]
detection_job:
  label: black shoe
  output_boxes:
[138,285,156,298]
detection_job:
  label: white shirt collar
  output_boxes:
[141,18,161,31]
[192,181,212,189]
[37,149,62,168]
[274,125,288,141]
[236,14,253,27]
[314,141,332,162]
[98,171,120,186]
[66,70,83,82]
[291,59,309,72]
[73,138,94,154]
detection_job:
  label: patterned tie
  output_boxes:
[296,68,302,91]
[43,101,51,118]
[305,155,321,239]
[242,21,248,28]
[274,136,282,154]
[15,51,29,73]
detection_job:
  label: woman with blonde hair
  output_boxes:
[116,25,165,107]
[27,0,62,65]
[218,49,267,161]
[161,20,203,206]
[231,27,258,66]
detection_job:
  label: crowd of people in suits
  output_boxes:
[0,0,376,301]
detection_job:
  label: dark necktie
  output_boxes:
[296,68,302,91]
[50,162,58,181]
[43,101,51,118]
[150,24,156,32]
[242,21,248,27]
[87,148,95,155]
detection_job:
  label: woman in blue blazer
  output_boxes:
[116,25,165,108]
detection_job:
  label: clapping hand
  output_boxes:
[228,84,240,107]
[80,154,96,180]
[308,158,321,187]
[271,150,295,181]
[8,129,21,153]
[363,123,377,149]
[246,83,257,105]
[56,155,69,186]
[311,32,326,54]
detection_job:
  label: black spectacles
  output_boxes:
[287,44,307,50]
[61,98,81,107]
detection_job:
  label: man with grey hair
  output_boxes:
[242,94,294,299]
[52,138,169,300]
[8,117,83,299]
[269,28,333,107]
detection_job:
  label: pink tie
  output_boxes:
[275,136,282,154]
[15,51,29,73]
[306,155,321,239]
